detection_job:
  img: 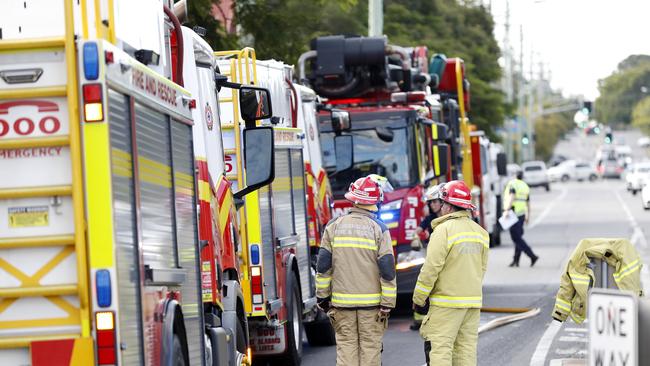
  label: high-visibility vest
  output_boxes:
[504,179,529,216]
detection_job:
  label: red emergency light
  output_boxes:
[83,83,104,122]
[390,91,427,104]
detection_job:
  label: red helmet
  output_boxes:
[344,176,383,205]
[440,180,475,210]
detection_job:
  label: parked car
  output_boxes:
[626,162,650,195]
[642,179,650,210]
[521,161,550,191]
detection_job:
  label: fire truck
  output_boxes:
[298,35,452,295]
[214,51,335,364]
[0,1,269,365]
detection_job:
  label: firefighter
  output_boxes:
[502,171,539,267]
[409,183,445,331]
[412,180,489,366]
[316,175,397,366]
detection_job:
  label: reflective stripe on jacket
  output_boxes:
[412,211,489,309]
[553,238,643,323]
[316,208,396,309]
[503,179,529,216]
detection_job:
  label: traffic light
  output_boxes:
[522,133,530,145]
[605,132,613,144]
[583,101,593,114]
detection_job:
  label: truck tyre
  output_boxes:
[173,334,187,366]
[236,317,247,354]
[276,277,303,366]
[305,309,336,346]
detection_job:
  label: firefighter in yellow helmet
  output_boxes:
[316,175,396,366]
[412,180,489,366]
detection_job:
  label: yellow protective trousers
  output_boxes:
[328,307,386,366]
[420,306,480,366]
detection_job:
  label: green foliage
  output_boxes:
[534,111,574,162]
[185,0,504,137]
[632,96,650,135]
[595,55,650,125]
[186,0,238,51]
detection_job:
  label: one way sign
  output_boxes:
[589,289,638,366]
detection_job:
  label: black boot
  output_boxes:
[508,260,519,267]
[531,255,539,267]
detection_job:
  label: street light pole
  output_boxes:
[368,0,383,37]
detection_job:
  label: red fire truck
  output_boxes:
[298,35,451,295]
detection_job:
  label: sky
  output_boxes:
[490,0,650,100]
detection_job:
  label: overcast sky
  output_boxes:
[490,0,650,100]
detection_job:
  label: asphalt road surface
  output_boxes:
[301,129,650,366]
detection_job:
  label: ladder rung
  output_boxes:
[220,97,233,103]
[0,333,79,349]
[221,124,236,129]
[0,284,77,298]
[0,185,72,199]
[0,135,69,150]
[224,148,237,155]
[0,234,74,249]
[0,86,67,99]
[226,174,238,181]
[0,37,65,51]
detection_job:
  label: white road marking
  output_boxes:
[614,189,650,295]
[529,187,568,229]
[563,328,587,333]
[558,336,587,343]
[529,321,562,366]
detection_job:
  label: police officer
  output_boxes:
[412,180,489,366]
[502,171,539,267]
[316,175,397,366]
[409,183,445,330]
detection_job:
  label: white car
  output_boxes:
[521,161,550,191]
[637,136,650,148]
[642,179,650,210]
[547,160,598,182]
[626,162,650,195]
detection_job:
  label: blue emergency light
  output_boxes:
[83,42,99,80]
[380,212,395,221]
[250,244,260,265]
[96,269,112,308]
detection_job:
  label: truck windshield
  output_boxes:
[321,125,419,196]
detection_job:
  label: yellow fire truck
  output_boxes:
[0,1,272,365]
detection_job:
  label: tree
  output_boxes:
[186,0,238,51]
[632,96,650,135]
[595,55,650,125]
[534,111,574,162]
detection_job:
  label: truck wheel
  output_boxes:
[236,317,247,354]
[173,334,187,366]
[304,309,336,346]
[276,277,303,366]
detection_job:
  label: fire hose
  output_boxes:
[478,307,541,334]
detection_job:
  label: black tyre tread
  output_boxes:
[305,310,336,346]
[274,277,303,366]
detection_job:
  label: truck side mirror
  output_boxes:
[235,127,275,199]
[331,109,351,134]
[432,143,449,177]
[496,153,507,176]
[239,86,272,128]
[335,135,354,172]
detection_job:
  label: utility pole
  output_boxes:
[503,0,515,163]
[527,47,534,161]
[517,25,525,164]
[368,0,383,37]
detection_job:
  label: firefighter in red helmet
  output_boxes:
[412,180,489,366]
[316,175,396,366]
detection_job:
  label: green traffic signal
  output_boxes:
[522,134,530,145]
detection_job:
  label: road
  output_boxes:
[301,129,650,366]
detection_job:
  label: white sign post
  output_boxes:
[589,289,638,366]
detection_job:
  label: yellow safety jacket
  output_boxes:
[553,238,643,324]
[503,179,530,216]
[316,208,397,309]
[412,211,489,309]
